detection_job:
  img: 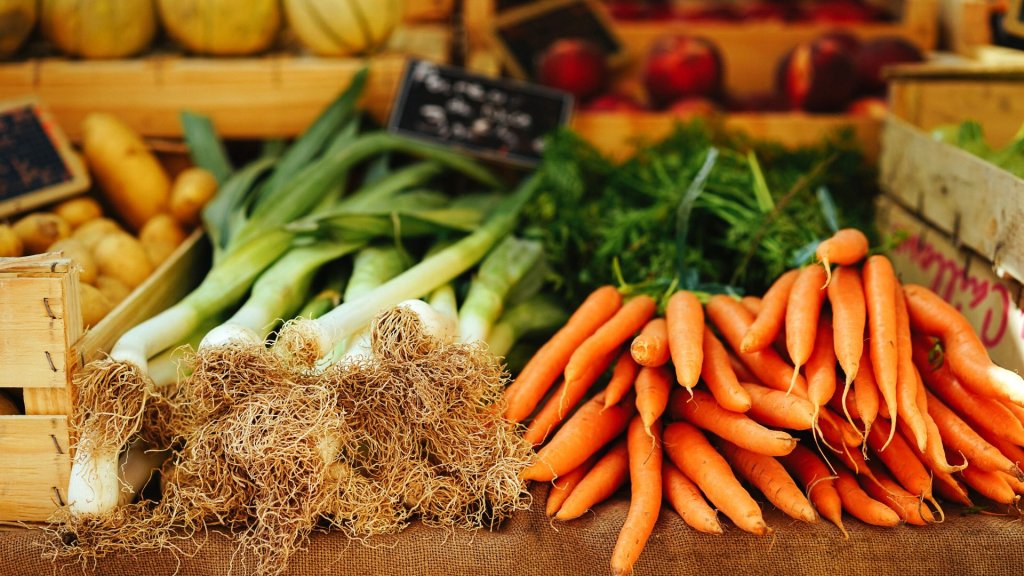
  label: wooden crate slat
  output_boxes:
[23,387,72,417]
[0,416,71,522]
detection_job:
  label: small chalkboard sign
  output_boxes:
[1005,0,1024,39]
[492,0,627,80]
[387,59,573,167]
[0,98,89,219]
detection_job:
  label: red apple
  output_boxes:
[535,39,608,100]
[846,96,888,117]
[800,0,875,23]
[778,36,858,112]
[855,37,924,95]
[584,92,647,111]
[606,0,672,20]
[736,1,794,22]
[644,35,724,108]
[667,97,720,117]
[818,29,862,56]
[674,5,737,22]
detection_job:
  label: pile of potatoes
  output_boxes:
[0,113,217,329]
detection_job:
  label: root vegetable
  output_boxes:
[95,275,132,306]
[0,390,18,415]
[48,238,98,284]
[73,218,123,250]
[94,233,154,289]
[12,212,71,254]
[0,224,23,257]
[82,113,171,232]
[54,197,103,228]
[79,283,113,328]
[139,214,187,266]
[169,168,218,227]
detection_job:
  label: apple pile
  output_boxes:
[534,30,923,114]
[605,0,893,23]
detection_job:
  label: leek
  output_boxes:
[456,236,544,343]
[486,295,568,358]
[336,245,407,360]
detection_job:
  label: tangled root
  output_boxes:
[271,317,325,369]
[72,359,152,460]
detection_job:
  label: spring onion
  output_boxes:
[456,236,544,343]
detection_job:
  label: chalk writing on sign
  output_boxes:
[0,105,73,200]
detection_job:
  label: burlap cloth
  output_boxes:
[2,485,1021,576]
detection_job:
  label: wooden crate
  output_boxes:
[0,25,450,141]
[405,0,455,22]
[0,232,209,522]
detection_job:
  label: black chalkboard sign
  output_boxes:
[0,99,89,218]
[387,59,573,167]
[1005,0,1024,39]
[492,0,627,80]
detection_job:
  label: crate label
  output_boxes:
[388,59,573,167]
[0,98,89,218]
[492,0,626,79]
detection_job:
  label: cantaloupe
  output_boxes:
[0,0,36,57]
[284,0,401,57]
[40,0,156,59]
[158,0,281,56]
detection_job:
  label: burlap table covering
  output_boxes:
[2,485,1022,575]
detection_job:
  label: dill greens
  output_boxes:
[521,120,878,308]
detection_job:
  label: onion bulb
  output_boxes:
[284,0,402,57]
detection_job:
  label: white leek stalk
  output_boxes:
[457,237,544,343]
[486,295,569,358]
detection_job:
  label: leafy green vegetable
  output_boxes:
[933,120,1024,179]
[522,120,878,308]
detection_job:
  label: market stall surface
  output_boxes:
[2,486,1021,576]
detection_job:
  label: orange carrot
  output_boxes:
[998,471,1024,495]
[819,407,864,449]
[702,326,752,413]
[720,440,817,523]
[864,255,900,449]
[828,383,861,422]
[780,445,846,536]
[833,467,901,527]
[926,390,1023,479]
[663,422,770,536]
[959,464,1020,505]
[505,285,622,421]
[741,382,816,431]
[610,417,663,576]
[816,228,869,288]
[866,419,937,511]
[662,460,722,535]
[523,392,635,482]
[741,268,800,353]
[665,291,704,390]
[852,348,880,439]
[728,351,759,384]
[555,439,630,521]
[669,388,798,456]
[863,462,934,525]
[910,368,968,475]
[563,295,657,417]
[977,425,1024,471]
[894,285,929,452]
[740,295,763,316]
[524,349,616,445]
[546,454,598,517]
[805,312,837,416]
[827,266,865,386]
[904,284,1024,406]
[785,265,829,393]
[706,295,808,396]
[603,349,641,410]
[932,469,974,507]
[630,317,670,368]
[635,366,672,436]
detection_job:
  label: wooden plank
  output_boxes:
[405,0,454,22]
[876,195,1024,373]
[0,273,71,390]
[22,388,71,417]
[0,416,71,522]
[879,115,1024,285]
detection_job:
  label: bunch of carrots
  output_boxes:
[503,228,1024,576]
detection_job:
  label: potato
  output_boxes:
[54,196,103,228]
[79,282,113,328]
[73,217,123,250]
[0,390,18,416]
[169,167,218,227]
[139,213,187,265]
[12,212,71,254]
[95,275,132,306]
[82,113,171,232]
[48,238,98,284]
[94,232,153,289]
[0,224,23,257]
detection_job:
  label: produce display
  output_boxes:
[605,0,897,23]
[933,120,1024,179]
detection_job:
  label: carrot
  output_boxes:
[977,425,1024,471]
[554,439,630,521]
[805,312,837,417]
[959,464,1020,505]
[780,445,846,536]
[785,265,829,393]
[702,326,752,413]
[562,295,657,417]
[728,351,759,384]
[863,255,900,450]
[741,268,799,353]
[833,467,901,527]
[603,349,641,410]
[630,317,670,368]
[904,284,1024,406]
[505,285,622,421]
[816,228,869,288]
[917,336,1024,444]
[524,349,616,445]
[719,440,817,523]
[662,460,722,535]
[828,383,861,423]
[663,422,770,536]
[910,368,968,475]
[894,286,929,452]
[706,295,808,396]
[866,419,938,513]
[926,390,1024,479]
[611,417,663,576]
[827,266,866,389]
[932,469,974,507]
[741,382,815,431]
[635,366,672,436]
[546,454,598,517]
[852,348,880,438]
[665,291,704,390]
[1001,400,1024,430]
[863,462,935,525]
[523,392,635,482]
[740,295,763,316]
[669,388,798,456]
[819,407,863,449]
